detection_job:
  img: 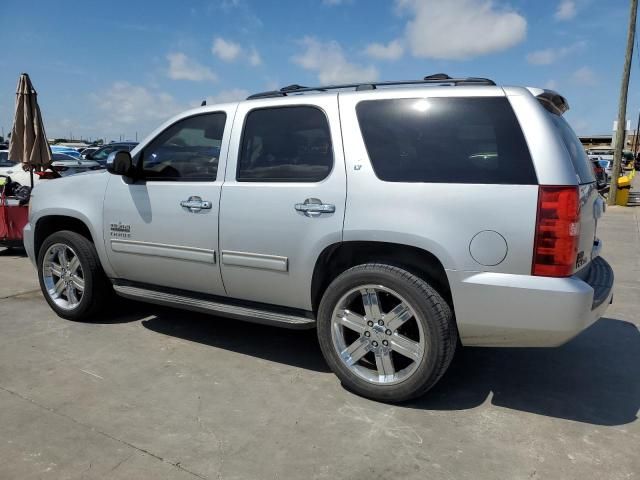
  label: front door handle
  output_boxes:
[294,198,336,217]
[180,196,212,213]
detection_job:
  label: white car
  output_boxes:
[0,150,39,186]
[0,150,101,186]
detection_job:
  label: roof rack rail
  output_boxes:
[246,74,496,100]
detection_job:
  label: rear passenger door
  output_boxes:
[219,96,346,310]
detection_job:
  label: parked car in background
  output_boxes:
[51,145,82,159]
[24,76,613,403]
[80,147,100,158]
[85,142,138,166]
[0,150,41,186]
[588,156,612,181]
[590,157,607,189]
[587,148,614,162]
[50,153,100,176]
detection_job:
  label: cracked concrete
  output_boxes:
[0,206,638,479]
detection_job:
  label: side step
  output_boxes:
[113,284,316,330]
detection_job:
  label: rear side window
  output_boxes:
[238,106,333,182]
[356,97,537,184]
[548,114,595,184]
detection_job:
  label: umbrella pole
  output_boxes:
[30,168,34,189]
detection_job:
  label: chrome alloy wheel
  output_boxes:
[331,285,425,385]
[42,243,85,310]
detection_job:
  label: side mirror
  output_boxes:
[106,150,134,177]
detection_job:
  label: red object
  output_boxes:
[532,186,580,277]
[0,193,29,244]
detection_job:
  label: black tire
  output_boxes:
[317,263,457,402]
[37,230,111,321]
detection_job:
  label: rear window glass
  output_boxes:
[238,106,333,182]
[356,97,537,184]
[549,114,595,184]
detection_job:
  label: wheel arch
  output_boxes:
[34,214,95,258]
[310,241,452,315]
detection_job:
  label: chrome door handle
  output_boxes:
[180,196,212,213]
[294,198,336,217]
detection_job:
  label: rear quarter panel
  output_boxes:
[338,88,539,275]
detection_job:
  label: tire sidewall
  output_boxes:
[317,265,448,402]
[37,231,98,320]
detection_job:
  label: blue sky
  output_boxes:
[0,0,637,142]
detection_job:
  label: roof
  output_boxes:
[246,74,496,100]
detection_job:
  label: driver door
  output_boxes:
[103,109,231,296]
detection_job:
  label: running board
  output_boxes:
[113,284,316,330]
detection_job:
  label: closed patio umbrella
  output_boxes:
[8,73,52,186]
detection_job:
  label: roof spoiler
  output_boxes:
[526,87,570,115]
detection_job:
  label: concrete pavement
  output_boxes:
[0,207,638,480]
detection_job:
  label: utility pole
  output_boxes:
[609,0,638,206]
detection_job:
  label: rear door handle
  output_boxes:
[180,196,212,213]
[294,198,336,217]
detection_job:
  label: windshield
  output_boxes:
[91,147,114,160]
[52,153,79,162]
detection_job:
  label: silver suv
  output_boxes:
[24,75,614,402]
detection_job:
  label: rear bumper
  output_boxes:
[449,257,614,347]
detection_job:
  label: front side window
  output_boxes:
[141,113,226,180]
[356,97,537,185]
[238,106,333,182]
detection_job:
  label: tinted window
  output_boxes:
[52,153,78,161]
[141,113,226,180]
[356,97,537,184]
[549,114,595,184]
[0,152,14,167]
[92,146,115,160]
[238,106,333,182]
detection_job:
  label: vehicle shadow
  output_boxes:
[0,246,27,257]
[140,306,329,373]
[410,317,640,426]
[139,308,638,426]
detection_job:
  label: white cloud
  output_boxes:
[202,88,251,105]
[545,79,559,90]
[555,0,577,21]
[571,66,597,86]
[248,47,262,66]
[166,52,217,82]
[293,37,378,84]
[365,40,404,61]
[212,37,242,61]
[211,37,262,67]
[91,82,186,138]
[396,0,527,60]
[526,41,586,65]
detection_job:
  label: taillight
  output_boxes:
[35,171,60,179]
[532,186,580,277]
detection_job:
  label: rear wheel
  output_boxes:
[317,263,457,402]
[37,230,111,321]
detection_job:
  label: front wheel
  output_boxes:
[317,264,457,402]
[37,230,111,321]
